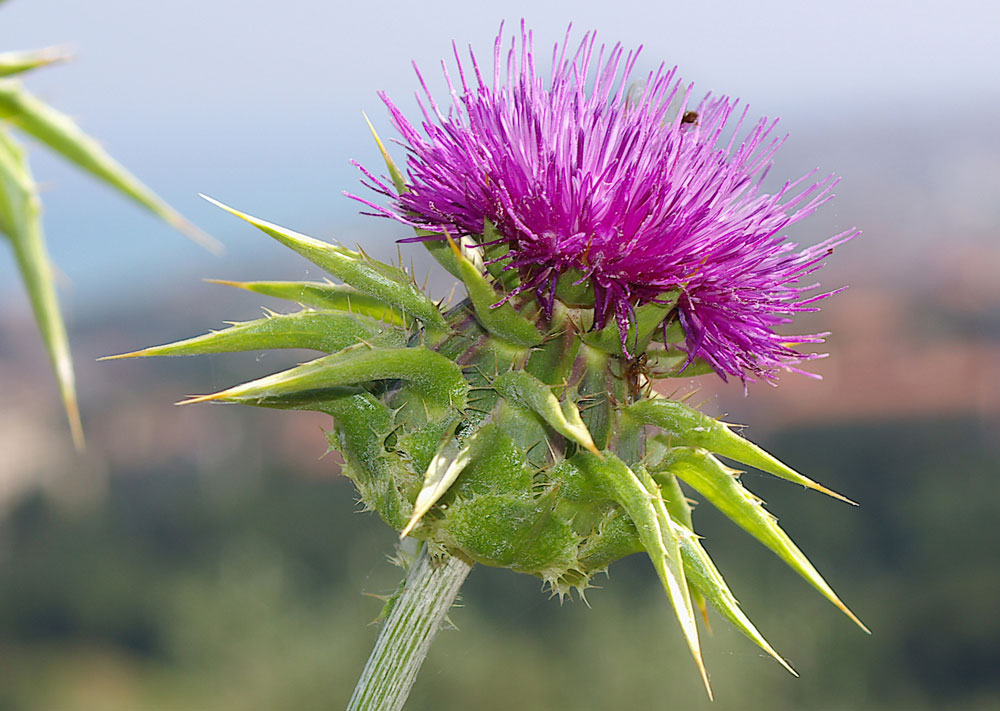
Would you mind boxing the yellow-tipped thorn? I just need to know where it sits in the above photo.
[832,596,871,634]
[199,193,239,217]
[175,391,228,406]
[361,591,391,603]
[52,355,85,451]
[363,111,407,194]
[363,112,390,161]
[806,481,859,507]
[203,278,247,288]
[97,349,146,361]
[697,597,712,632]
[399,514,421,541]
[444,230,462,259]
[64,390,85,452]
[694,652,713,701]
[583,440,605,460]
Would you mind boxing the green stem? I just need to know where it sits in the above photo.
[348,546,473,711]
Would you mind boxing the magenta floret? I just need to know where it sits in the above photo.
[350,23,855,382]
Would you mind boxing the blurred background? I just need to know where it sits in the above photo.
[1,0,998,708]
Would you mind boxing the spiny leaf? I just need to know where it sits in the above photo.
[325,391,414,531]
[102,309,406,360]
[657,445,869,632]
[446,233,542,348]
[363,112,406,195]
[656,469,709,626]
[179,345,467,414]
[400,423,474,538]
[673,518,797,675]
[571,452,711,698]
[0,129,82,449]
[0,80,219,252]
[626,396,856,504]
[204,280,411,328]
[493,370,600,456]
[202,196,447,330]
[0,46,70,78]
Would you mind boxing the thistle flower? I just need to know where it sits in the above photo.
[113,23,865,706]
[352,23,856,382]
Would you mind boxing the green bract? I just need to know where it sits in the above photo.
[113,169,866,695]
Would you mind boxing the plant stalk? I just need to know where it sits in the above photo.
[347,545,473,711]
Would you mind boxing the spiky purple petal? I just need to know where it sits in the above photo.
[350,22,856,382]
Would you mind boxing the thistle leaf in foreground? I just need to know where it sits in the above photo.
[0,80,219,252]
[656,469,710,624]
[0,129,82,449]
[571,451,711,698]
[674,521,797,675]
[627,396,857,504]
[201,196,447,330]
[655,445,869,632]
[204,279,412,327]
[101,309,406,359]
[179,345,468,414]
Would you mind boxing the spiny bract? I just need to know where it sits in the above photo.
[110,26,866,697]
[110,201,865,693]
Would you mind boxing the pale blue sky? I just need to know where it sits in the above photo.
[1,0,998,309]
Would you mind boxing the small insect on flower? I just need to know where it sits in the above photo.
[350,21,857,384]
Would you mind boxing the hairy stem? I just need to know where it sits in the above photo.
[347,546,473,711]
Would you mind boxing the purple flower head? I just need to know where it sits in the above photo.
[351,23,856,383]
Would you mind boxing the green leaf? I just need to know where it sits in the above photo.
[582,293,678,356]
[202,196,447,330]
[400,422,474,538]
[363,112,407,195]
[493,370,599,456]
[180,344,467,414]
[0,80,219,252]
[655,468,709,623]
[0,47,70,78]
[656,445,868,632]
[673,519,797,675]
[0,129,82,449]
[626,395,856,504]
[102,309,406,359]
[571,452,711,698]
[325,391,414,531]
[205,279,412,328]
[446,233,542,347]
